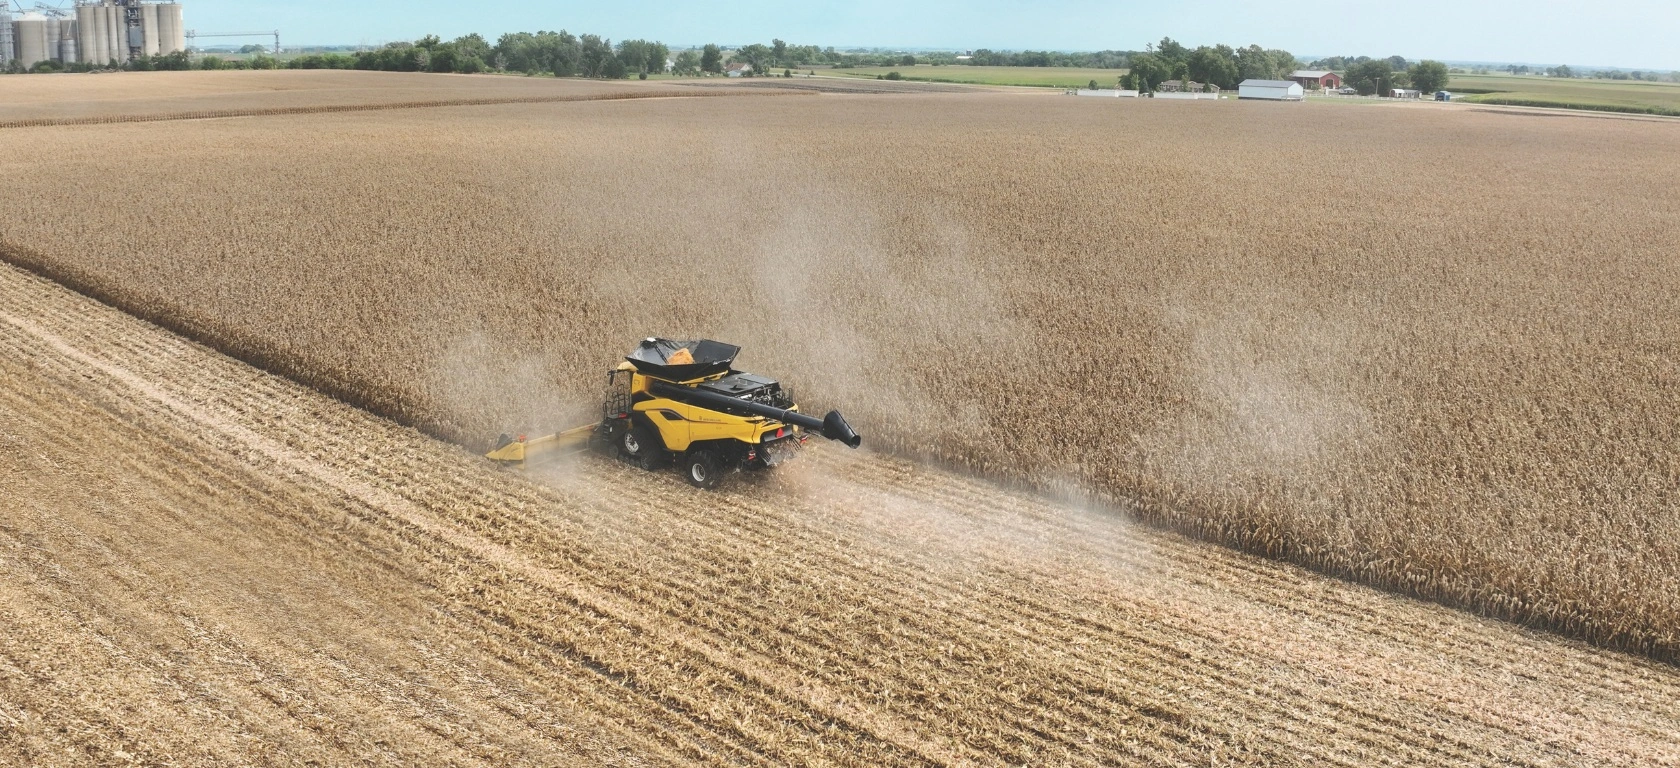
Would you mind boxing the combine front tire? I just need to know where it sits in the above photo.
[684,450,723,489]
[621,424,666,470]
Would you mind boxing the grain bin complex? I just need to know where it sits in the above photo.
[5,1,184,69]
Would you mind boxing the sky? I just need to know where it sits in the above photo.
[179,0,1680,70]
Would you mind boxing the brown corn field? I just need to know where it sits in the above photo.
[3,74,1677,659]
[2,75,1679,764]
[6,258,1680,766]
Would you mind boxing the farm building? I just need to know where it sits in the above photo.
[725,63,753,77]
[1391,88,1423,99]
[1158,80,1212,93]
[1290,70,1343,90]
[1072,89,1139,97]
[1238,79,1305,101]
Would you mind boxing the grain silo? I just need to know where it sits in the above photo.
[14,14,49,68]
[156,2,183,55]
[0,7,12,68]
[89,4,108,65]
[141,2,159,56]
[60,35,79,65]
[44,17,61,61]
[104,3,121,64]
[76,3,98,65]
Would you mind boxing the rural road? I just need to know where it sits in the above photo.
[3,261,1678,765]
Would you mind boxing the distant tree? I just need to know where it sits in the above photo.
[1267,49,1300,76]
[771,38,787,65]
[198,56,225,70]
[700,43,723,73]
[672,50,701,76]
[426,42,460,73]
[1408,60,1449,93]
[616,39,668,74]
[784,68,792,77]
[1153,36,1188,65]
[884,70,902,80]
[1125,51,1171,91]
[735,43,772,74]
[578,34,615,76]
[1548,64,1574,78]
[157,50,192,70]
[1669,71,1680,83]
[453,33,492,64]
[248,54,279,70]
[1235,45,1278,81]
[1385,55,1409,70]
[1188,45,1239,90]
[1088,79,1099,90]
[1347,59,1395,95]
[900,54,916,66]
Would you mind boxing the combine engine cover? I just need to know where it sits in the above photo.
[697,372,795,411]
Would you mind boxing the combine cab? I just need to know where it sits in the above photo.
[489,338,861,487]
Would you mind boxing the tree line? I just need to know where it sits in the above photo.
[1119,38,1298,91]
[9,28,1672,88]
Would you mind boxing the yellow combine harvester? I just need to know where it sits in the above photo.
[488,338,862,488]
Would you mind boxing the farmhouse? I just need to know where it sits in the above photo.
[1238,79,1305,101]
[725,63,753,77]
[1290,70,1343,90]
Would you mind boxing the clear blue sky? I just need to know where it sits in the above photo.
[184,0,1679,70]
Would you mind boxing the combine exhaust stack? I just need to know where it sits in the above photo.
[489,337,862,487]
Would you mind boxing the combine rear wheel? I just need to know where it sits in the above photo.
[684,450,723,489]
[621,424,666,470]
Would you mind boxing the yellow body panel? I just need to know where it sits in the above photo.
[629,369,797,452]
[487,366,800,463]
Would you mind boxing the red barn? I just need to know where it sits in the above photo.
[1289,70,1343,90]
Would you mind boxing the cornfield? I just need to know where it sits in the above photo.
[6,259,1679,765]
[2,74,1678,666]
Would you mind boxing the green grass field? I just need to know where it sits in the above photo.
[819,65,1128,88]
[1446,73,1680,115]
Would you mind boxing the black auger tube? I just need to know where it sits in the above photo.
[649,381,862,448]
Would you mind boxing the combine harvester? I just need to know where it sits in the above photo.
[489,338,862,488]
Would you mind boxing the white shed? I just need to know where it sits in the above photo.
[1238,79,1305,101]
[1074,89,1139,97]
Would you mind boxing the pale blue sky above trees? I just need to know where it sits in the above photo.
[188,0,1678,70]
